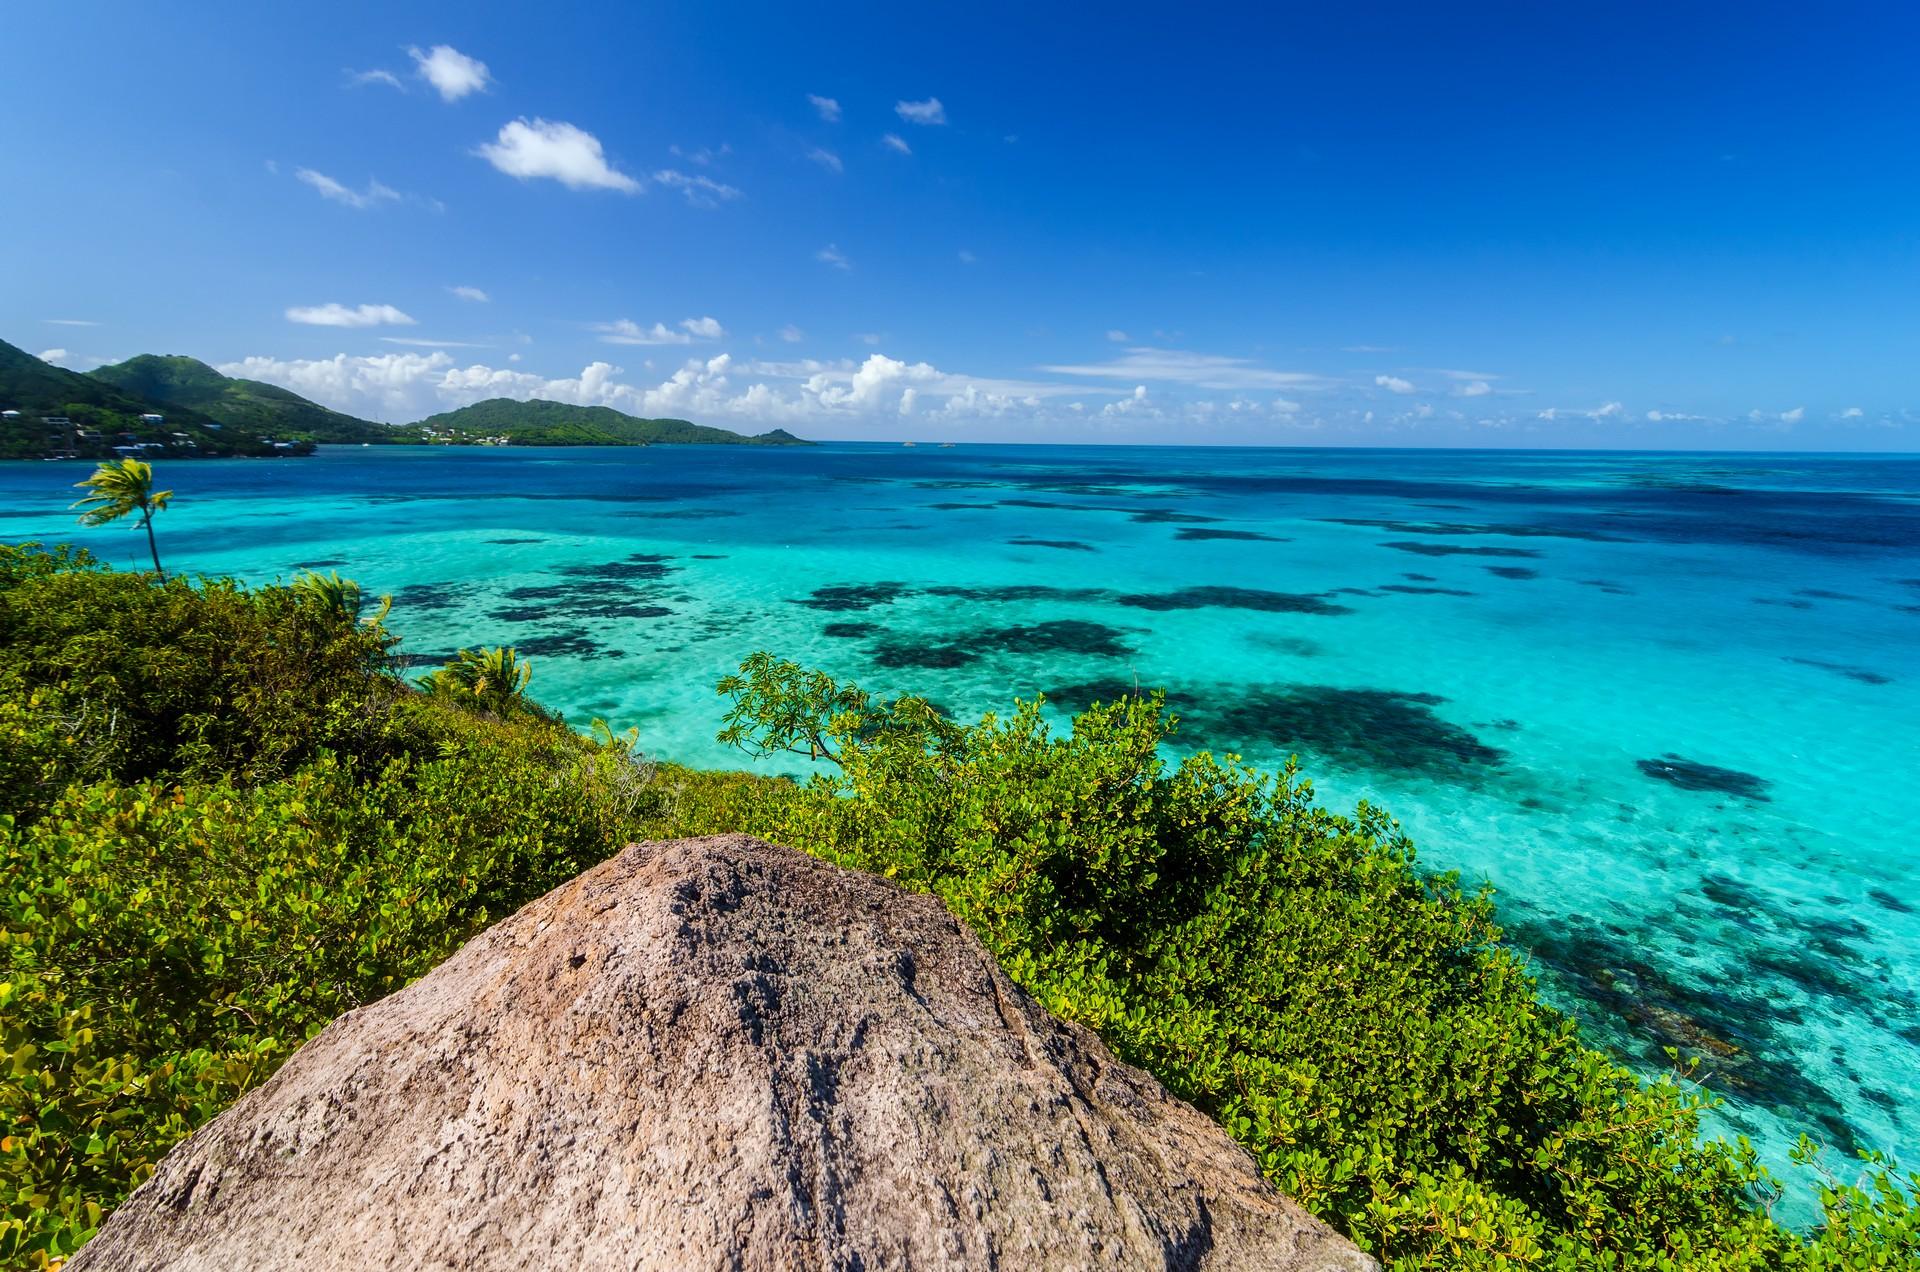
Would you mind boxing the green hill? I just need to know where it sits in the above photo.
[0,338,305,459]
[90,354,392,445]
[411,398,809,446]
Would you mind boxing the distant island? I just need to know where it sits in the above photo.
[0,336,807,460]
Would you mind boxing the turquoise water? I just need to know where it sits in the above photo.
[5,443,1917,1189]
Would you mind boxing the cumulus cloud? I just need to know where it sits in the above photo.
[285,302,415,328]
[1781,406,1805,424]
[806,147,843,173]
[1839,406,1864,419]
[779,325,805,343]
[409,44,491,101]
[1375,374,1416,394]
[881,133,912,155]
[652,169,742,206]
[816,243,851,270]
[1645,410,1709,422]
[475,118,640,192]
[295,167,400,210]
[1456,380,1492,397]
[895,97,947,125]
[448,285,489,302]
[808,94,841,122]
[38,348,70,365]
[219,344,1132,428]
[1044,348,1325,392]
[1106,330,1129,343]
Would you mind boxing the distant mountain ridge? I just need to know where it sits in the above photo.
[0,333,810,458]
[413,398,809,446]
[89,355,392,444]
[0,337,305,459]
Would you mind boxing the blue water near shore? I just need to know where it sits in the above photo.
[5,442,1917,1193]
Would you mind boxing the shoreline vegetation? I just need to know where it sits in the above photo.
[0,337,808,461]
[1,537,1915,1267]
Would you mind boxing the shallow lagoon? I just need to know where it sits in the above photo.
[5,442,1916,1187]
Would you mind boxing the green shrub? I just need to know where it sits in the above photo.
[715,652,1920,1270]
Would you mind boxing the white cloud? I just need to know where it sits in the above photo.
[778,325,805,343]
[38,348,70,365]
[1375,374,1416,395]
[806,147,843,173]
[895,97,947,125]
[1106,330,1129,343]
[816,243,851,270]
[1342,344,1396,353]
[1645,410,1709,422]
[285,302,415,328]
[448,285,490,303]
[409,44,491,102]
[595,320,687,346]
[1839,406,1864,419]
[43,318,99,327]
[652,169,742,206]
[1537,402,1624,422]
[475,118,639,192]
[595,317,726,345]
[1780,406,1805,424]
[669,143,731,166]
[379,337,491,348]
[881,133,912,155]
[808,94,841,122]
[1043,347,1325,392]
[295,167,400,210]
[219,344,1271,432]
[347,68,404,90]
[855,332,884,346]
[1456,380,1492,397]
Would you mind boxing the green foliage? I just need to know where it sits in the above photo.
[419,647,546,721]
[290,569,392,628]
[71,460,171,575]
[0,544,1911,1270]
[714,655,1920,1270]
[0,544,717,1264]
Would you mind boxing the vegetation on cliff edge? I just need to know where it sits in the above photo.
[0,548,1912,1268]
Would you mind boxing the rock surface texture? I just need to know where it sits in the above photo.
[74,834,1374,1271]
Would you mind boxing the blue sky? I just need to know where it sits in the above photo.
[4,1,1918,447]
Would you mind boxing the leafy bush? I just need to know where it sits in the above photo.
[715,652,1920,1269]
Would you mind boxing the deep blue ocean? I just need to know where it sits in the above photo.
[5,442,1916,1191]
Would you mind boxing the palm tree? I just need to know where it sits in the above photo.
[292,570,393,628]
[422,646,534,716]
[72,458,172,577]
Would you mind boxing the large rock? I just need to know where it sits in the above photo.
[74,835,1374,1271]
